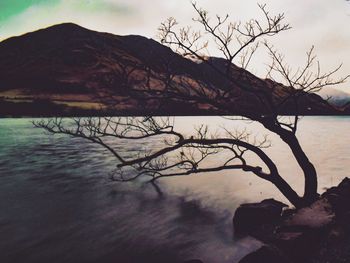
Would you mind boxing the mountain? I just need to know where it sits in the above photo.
[0,23,345,116]
[318,88,350,107]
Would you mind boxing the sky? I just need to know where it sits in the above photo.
[0,0,349,92]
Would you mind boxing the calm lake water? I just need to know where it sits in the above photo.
[0,116,349,263]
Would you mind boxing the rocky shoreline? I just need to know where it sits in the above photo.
[236,178,350,263]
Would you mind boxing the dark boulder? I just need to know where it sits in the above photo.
[239,245,293,263]
[183,260,203,263]
[322,177,350,217]
[233,199,288,237]
[238,179,350,263]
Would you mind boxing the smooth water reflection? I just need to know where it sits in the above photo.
[0,117,349,263]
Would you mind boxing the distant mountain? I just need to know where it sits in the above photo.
[318,88,350,107]
[0,23,346,116]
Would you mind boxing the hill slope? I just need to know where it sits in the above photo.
[0,23,345,116]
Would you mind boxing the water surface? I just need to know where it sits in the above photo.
[0,116,349,263]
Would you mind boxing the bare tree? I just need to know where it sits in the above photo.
[35,3,348,208]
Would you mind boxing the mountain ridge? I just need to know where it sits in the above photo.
[0,23,348,116]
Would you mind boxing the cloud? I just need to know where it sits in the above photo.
[0,0,59,22]
[0,0,136,40]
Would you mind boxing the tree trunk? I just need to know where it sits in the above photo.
[270,174,304,208]
[280,131,319,205]
[263,121,319,206]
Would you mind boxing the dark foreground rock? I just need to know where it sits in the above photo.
[237,178,350,263]
[233,199,287,238]
[239,246,292,263]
